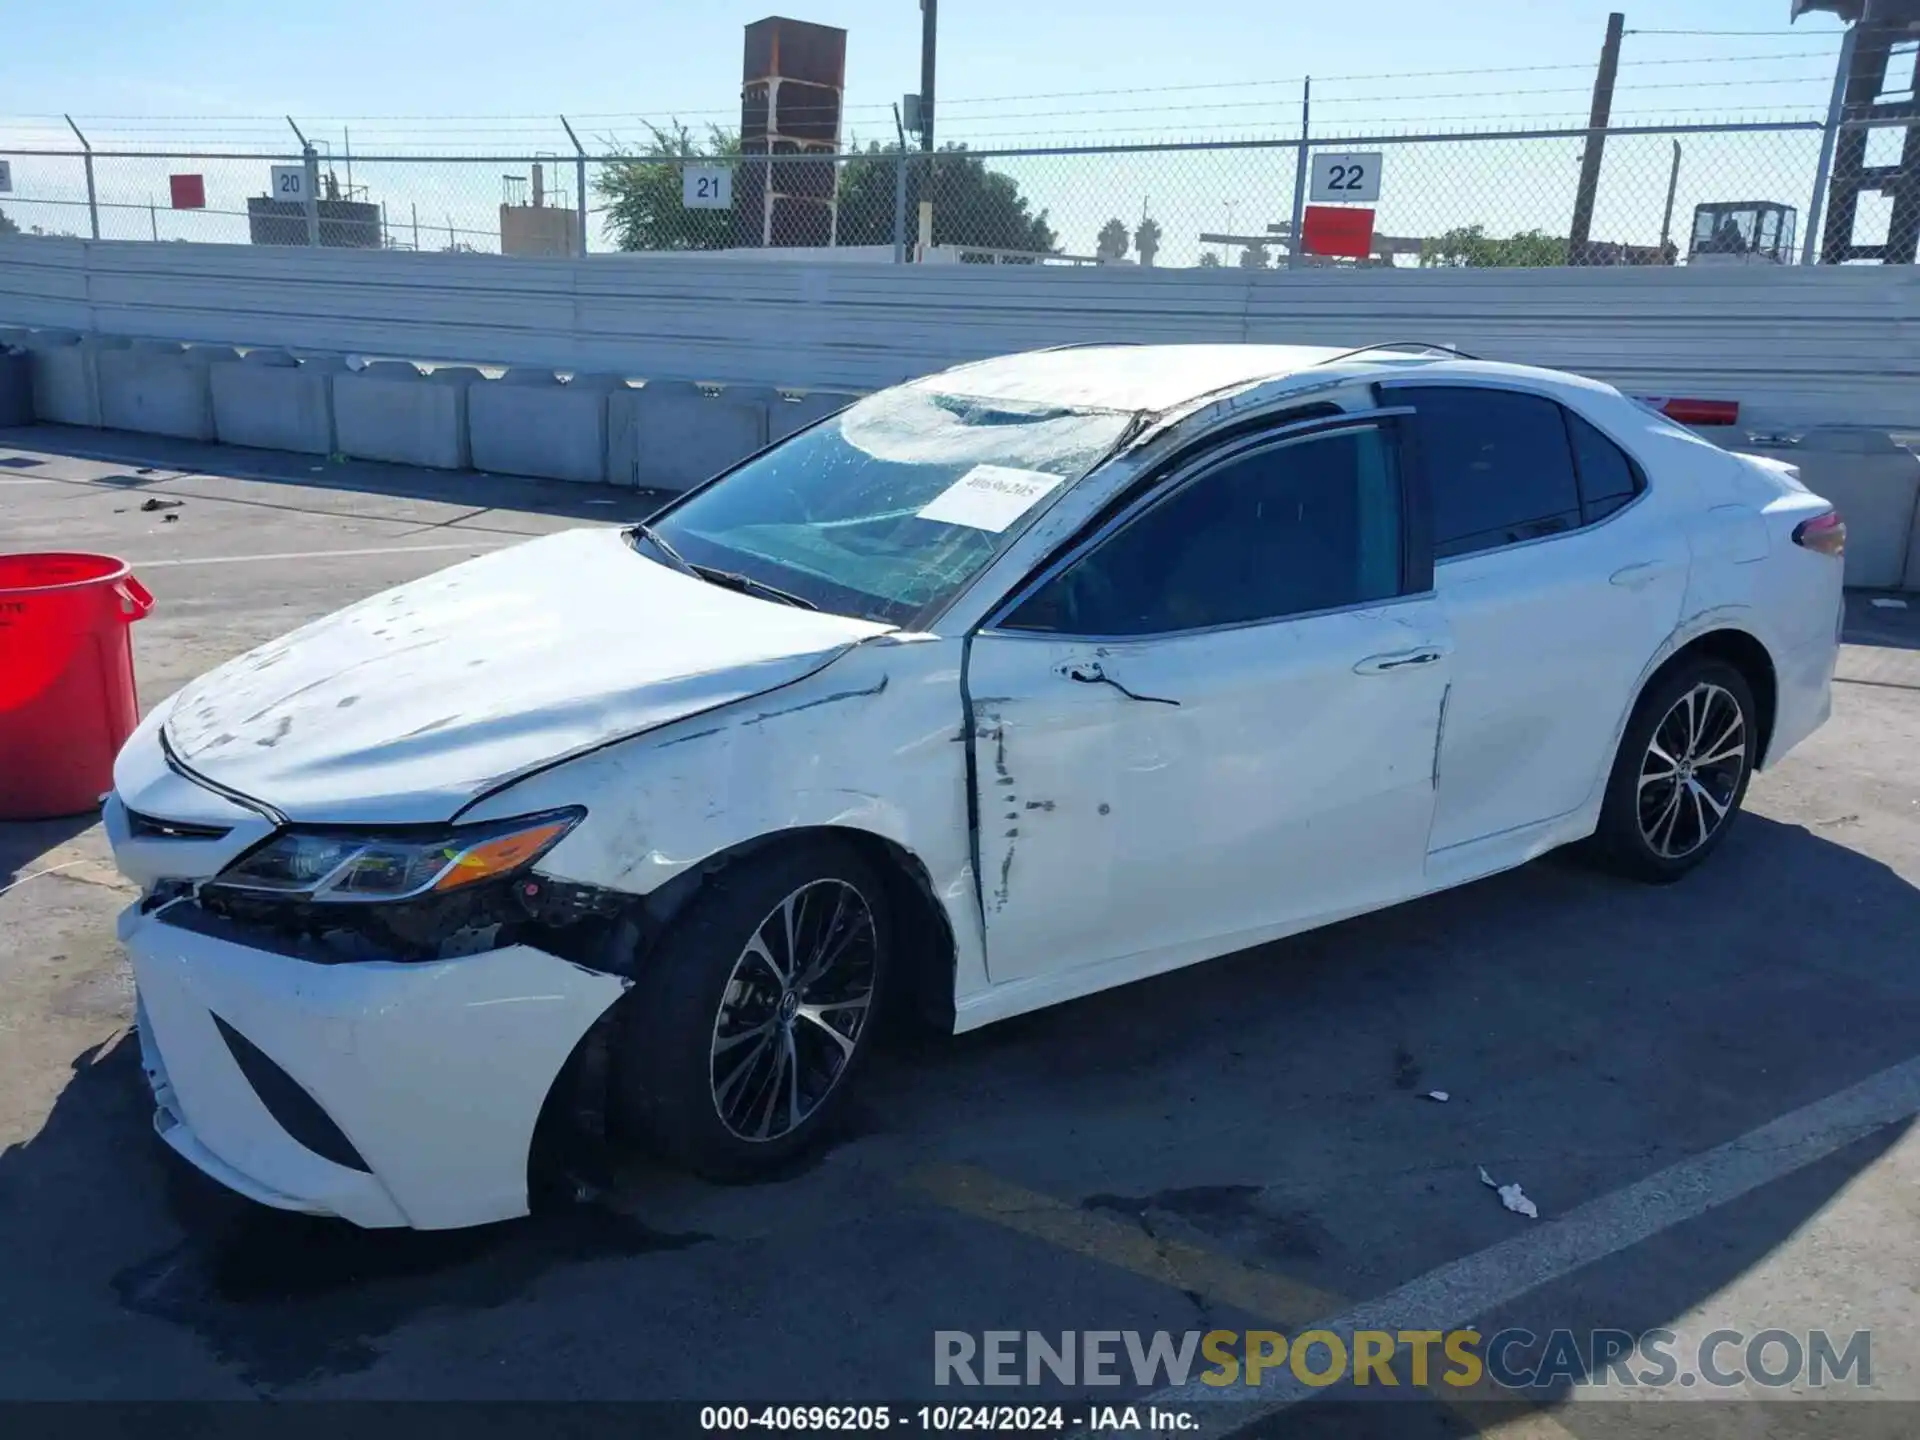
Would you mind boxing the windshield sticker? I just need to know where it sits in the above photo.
[915,465,1064,532]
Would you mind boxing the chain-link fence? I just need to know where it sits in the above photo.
[0,118,1900,267]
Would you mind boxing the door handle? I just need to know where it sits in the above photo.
[1060,660,1180,706]
[1609,559,1680,590]
[1354,647,1448,676]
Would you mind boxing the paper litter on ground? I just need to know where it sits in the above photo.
[1477,1165,1539,1219]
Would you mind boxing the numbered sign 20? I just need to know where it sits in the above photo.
[269,165,309,204]
[682,166,733,210]
[1309,152,1382,204]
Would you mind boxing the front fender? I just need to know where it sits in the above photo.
[462,638,991,1010]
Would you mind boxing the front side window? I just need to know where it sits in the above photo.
[643,387,1134,625]
[1002,425,1405,637]
[1393,386,1583,559]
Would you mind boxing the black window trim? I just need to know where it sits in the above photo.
[980,406,1431,641]
[1373,379,1651,565]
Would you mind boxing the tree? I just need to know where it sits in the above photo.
[596,121,743,252]
[1095,217,1130,263]
[0,208,18,238]
[1197,251,1222,269]
[1238,242,1270,269]
[834,142,1057,256]
[1421,224,1569,268]
[1134,217,1162,267]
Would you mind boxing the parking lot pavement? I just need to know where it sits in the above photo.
[3,428,1919,1427]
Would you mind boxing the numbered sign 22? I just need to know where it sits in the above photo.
[270,164,309,204]
[1309,152,1382,204]
[682,165,733,210]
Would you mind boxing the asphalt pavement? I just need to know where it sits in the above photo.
[2,424,1918,1435]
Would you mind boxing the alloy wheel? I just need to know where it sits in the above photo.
[1637,681,1746,860]
[708,879,878,1142]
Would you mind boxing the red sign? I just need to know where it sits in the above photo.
[1301,204,1375,259]
[168,174,206,210]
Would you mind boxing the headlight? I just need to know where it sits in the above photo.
[207,809,584,904]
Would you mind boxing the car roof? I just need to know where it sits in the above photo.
[911,343,1358,413]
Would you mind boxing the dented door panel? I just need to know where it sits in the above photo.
[966,602,1451,987]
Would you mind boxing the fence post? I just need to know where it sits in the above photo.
[1803,21,1859,266]
[892,104,910,263]
[286,116,320,247]
[1287,78,1311,270]
[64,115,100,240]
[560,116,589,257]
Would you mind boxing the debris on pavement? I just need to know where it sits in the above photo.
[1870,597,1908,609]
[1425,1090,1450,1103]
[138,496,184,512]
[1478,1165,1539,1219]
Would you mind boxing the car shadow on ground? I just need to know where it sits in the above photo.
[0,423,675,526]
[0,813,1913,1401]
[0,811,102,893]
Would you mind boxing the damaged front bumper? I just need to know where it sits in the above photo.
[121,899,630,1230]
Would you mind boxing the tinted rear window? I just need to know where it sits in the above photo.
[1566,410,1643,521]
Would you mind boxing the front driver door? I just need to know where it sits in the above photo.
[965,415,1451,987]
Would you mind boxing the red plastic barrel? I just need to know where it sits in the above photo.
[0,553,154,819]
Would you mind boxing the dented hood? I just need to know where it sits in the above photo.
[162,527,890,823]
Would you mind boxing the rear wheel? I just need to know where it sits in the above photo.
[1588,658,1756,883]
[614,839,889,1179]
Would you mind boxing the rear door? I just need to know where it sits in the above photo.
[964,414,1451,986]
[1384,384,1689,857]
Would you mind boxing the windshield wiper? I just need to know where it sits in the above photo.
[631,522,816,610]
[689,565,819,610]
[630,522,698,577]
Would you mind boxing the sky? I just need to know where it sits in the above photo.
[0,1,1861,260]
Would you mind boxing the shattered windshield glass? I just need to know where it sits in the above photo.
[641,387,1135,625]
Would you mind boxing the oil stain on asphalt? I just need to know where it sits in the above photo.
[113,1162,711,1390]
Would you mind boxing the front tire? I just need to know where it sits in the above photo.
[614,839,890,1180]
[1588,657,1757,884]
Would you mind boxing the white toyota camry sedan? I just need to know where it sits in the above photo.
[106,343,1845,1229]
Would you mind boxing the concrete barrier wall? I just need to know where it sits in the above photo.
[3,238,1918,430]
[469,369,615,483]
[25,332,115,427]
[97,340,235,441]
[210,350,344,455]
[1738,429,1920,590]
[610,381,773,491]
[334,361,477,470]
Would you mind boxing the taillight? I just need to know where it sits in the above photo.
[1792,510,1846,557]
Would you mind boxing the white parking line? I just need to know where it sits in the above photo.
[1154,1050,1920,1432]
[129,541,514,568]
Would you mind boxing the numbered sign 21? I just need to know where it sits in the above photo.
[1309,152,1382,204]
[682,166,733,210]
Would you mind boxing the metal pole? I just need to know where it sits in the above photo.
[287,117,319,247]
[892,104,910,263]
[1287,78,1311,270]
[1568,11,1625,265]
[148,198,157,242]
[1803,21,1859,266]
[1658,139,1681,261]
[560,116,589,257]
[64,115,99,240]
[919,0,938,153]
